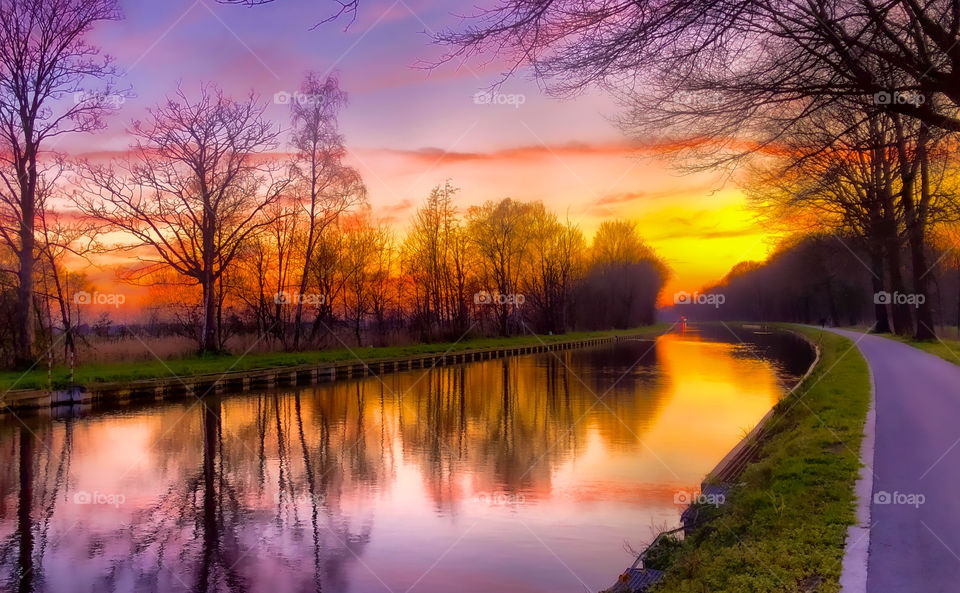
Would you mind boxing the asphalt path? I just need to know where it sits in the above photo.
[829,328,960,592]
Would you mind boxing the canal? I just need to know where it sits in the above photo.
[0,327,814,593]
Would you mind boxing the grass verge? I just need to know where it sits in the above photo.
[649,325,870,593]
[0,324,668,392]
[891,335,960,366]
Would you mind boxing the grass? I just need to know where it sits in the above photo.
[840,323,960,365]
[649,324,871,593]
[0,324,669,392]
[840,325,960,365]
[889,334,960,366]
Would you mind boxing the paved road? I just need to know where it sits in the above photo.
[829,329,960,592]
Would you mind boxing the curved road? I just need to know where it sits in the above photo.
[830,328,960,592]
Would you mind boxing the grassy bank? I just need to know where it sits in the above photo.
[893,335,960,366]
[0,324,668,392]
[843,324,960,365]
[650,325,870,593]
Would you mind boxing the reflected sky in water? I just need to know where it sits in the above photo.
[0,330,811,593]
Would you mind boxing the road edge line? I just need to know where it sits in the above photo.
[839,337,876,593]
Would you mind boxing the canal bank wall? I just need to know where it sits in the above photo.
[2,332,659,413]
[604,324,823,593]
[703,326,822,485]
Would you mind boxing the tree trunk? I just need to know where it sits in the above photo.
[216,277,225,351]
[49,259,77,364]
[908,237,936,339]
[956,263,960,335]
[882,221,913,335]
[824,276,840,326]
[15,247,34,367]
[292,205,318,351]
[202,274,217,353]
[911,138,936,340]
[885,118,917,336]
[14,175,35,368]
[292,275,308,350]
[870,250,892,332]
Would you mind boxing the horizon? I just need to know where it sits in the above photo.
[51,0,775,314]
[2,2,959,592]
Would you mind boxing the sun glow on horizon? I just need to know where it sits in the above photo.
[38,0,786,323]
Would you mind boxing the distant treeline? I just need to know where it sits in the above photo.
[675,231,960,330]
[0,0,670,370]
[0,185,669,366]
[421,0,960,341]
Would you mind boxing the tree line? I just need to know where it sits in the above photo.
[676,226,960,333]
[416,0,960,339]
[0,0,668,369]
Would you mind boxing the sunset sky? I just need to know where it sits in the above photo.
[66,0,778,301]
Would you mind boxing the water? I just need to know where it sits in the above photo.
[0,329,813,593]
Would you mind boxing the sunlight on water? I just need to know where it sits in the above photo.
[0,330,810,593]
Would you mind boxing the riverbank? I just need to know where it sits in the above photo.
[0,325,669,409]
[646,325,871,592]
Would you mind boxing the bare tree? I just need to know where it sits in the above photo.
[0,0,123,367]
[437,1,960,135]
[308,222,346,341]
[749,103,960,337]
[747,108,910,333]
[231,230,274,340]
[338,211,379,345]
[437,0,960,339]
[467,198,535,336]
[404,181,469,338]
[76,85,288,352]
[523,208,583,333]
[35,160,100,365]
[217,0,359,28]
[367,221,396,343]
[288,72,365,350]
[261,199,301,348]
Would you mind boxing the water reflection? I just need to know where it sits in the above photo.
[0,331,809,593]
